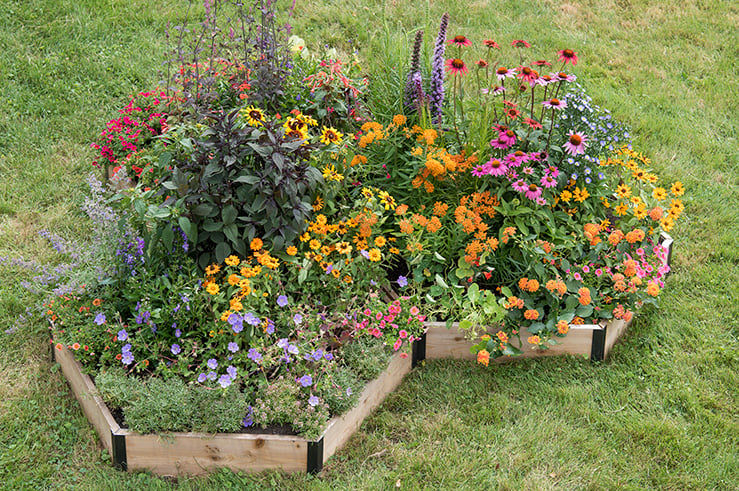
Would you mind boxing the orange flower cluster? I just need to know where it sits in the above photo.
[518,277,540,293]
[545,279,567,296]
[504,296,525,309]
[577,287,592,306]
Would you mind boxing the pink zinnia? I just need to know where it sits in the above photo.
[445,58,469,76]
[524,183,542,201]
[512,179,528,192]
[564,131,588,156]
[557,49,579,65]
[486,159,508,176]
[542,98,567,110]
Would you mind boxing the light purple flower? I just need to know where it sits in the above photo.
[308,395,319,407]
[121,352,134,365]
[226,365,237,379]
[117,329,128,341]
[197,373,207,383]
[276,295,288,307]
[207,371,217,381]
[207,358,218,370]
[247,348,262,363]
[293,313,303,325]
[94,313,106,325]
[218,375,232,388]
[397,276,408,288]
[228,342,239,353]
[228,313,244,333]
[170,343,181,355]
[298,374,313,387]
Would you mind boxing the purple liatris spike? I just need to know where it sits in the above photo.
[430,13,449,124]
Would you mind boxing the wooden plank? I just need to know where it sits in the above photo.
[321,351,412,463]
[123,431,308,475]
[603,317,633,359]
[54,345,119,454]
[425,322,599,361]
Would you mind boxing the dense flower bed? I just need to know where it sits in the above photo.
[31,3,684,437]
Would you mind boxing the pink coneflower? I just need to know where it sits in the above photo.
[545,165,560,178]
[506,107,521,119]
[558,49,579,65]
[506,170,519,180]
[471,165,487,177]
[483,39,500,49]
[554,71,577,82]
[445,58,469,75]
[505,150,530,167]
[486,159,509,176]
[542,97,567,110]
[525,183,543,201]
[536,74,555,86]
[564,131,588,156]
[522,117,542,129]
[536,197,547,206]
[522,166,534,175]
[449,35,472,47]
[517,66,539,85]
[495,66,516,81]
[512,179,528,192]
[511,39,531,48]
[496,128,517,146]
[540,174,557,188]
[533,60,552,67]
[491,136,514,149]
[476,59,488,68]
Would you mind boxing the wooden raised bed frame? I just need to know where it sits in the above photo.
[55,234,671,475]
[54,318,627,476]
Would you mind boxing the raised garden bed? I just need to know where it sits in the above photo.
[54,342,419,475]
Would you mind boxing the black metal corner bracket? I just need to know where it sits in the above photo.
[590,325,607,362]
[307,437,324,474]
[412,332,427,368]
[111,431,127,471]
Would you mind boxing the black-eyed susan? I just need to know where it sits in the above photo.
[320,126,343,145]
[241,106,266,127]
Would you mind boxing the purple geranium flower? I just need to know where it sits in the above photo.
[94,312,106,325]
[276,295,288,307]
[170,343,181,355]
[297,374,313,387]
[207,358,218,370]
[228,342,239,353]
[117,329,128,341]
[397,275,408,288]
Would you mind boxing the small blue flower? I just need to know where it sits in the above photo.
[228,342,239,353]
[324,352,334,361]
[121,352,134,365]
[397,275,408,288]
[276,295,288,307]
[171,343,181,355]
[298,374,313,387]
[207,371,217,381]
[227,365,237,379]
[247,348,262,363]
[207,358,218,370]
[197,373,207,383]
[293,313,303,325]
[308,395,319,407]
[117,329,128,341]
[94,313,106,325]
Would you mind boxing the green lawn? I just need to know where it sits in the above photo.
[1,0,737,489]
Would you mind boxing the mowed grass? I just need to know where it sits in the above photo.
[0,0,737,489]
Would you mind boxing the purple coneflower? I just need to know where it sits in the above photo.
[512,179,529,193]
[564,131,588,156]
[525,184,543,201]
[542,98,567,110]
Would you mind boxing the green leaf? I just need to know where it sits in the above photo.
[458,319,473,330]
[215,242,231,263]
[203,220,222,232]
[161,225,174,253]
[435,274,449,289]
[527,322,546,334]
[575,304,594,318]
[467,283,480,304]
[222,205,238,225]
[434,252,446,262]
[501,286,513,298]
[223,223,239,244]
